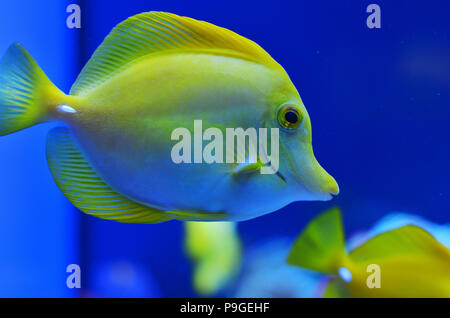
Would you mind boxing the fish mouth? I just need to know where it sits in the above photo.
[302,168,339,201]
[322,176,340,198]
[265,158,337,198]
[306,170,339,201]
[288,149,339,200]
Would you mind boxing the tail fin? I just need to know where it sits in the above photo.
[287,207,346,274]
[0,43,58,135]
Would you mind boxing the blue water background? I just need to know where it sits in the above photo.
[0,0,448,296]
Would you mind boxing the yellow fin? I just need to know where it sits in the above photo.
[0,44,53,135]
[349,225,450,262]
[184,222,242,295]
[167,210,228,221]
[233,162,262,175]
[46,127,173,223]
[226,131,265,175]
[70,11,280,95]
[287,207,346,274]
[323,280,347,298]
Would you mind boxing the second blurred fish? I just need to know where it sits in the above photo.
[287,208,450,297]
[184,222,242,295]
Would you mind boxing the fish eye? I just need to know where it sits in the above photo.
[277,105,303,130]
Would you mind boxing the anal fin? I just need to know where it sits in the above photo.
[46,127,173,223]
[167,210,229,221]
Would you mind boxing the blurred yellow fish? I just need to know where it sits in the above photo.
[184,222,241,295]
[287,208,450,297]
[0,11,338,223]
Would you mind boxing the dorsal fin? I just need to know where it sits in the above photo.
[46,127,173,223]
[70,11,280,96]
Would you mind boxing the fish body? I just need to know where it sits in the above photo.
[0,12,338,222]
[68,54,300,219]
[337,254,450,297]
[288,208,450,297]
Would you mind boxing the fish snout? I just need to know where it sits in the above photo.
[291,151,339,201]
[308,163,339,201]
[321,174,339,200]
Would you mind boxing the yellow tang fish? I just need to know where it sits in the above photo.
[287,208,450,297]
[184,222,241,295]
[0,12,338,223]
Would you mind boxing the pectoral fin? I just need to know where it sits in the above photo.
[232,162,262,175]
[229,140,264,176]
[46,127,173,223]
